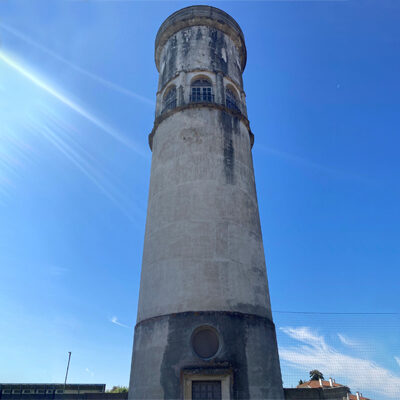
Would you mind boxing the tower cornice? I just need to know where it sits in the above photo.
[155,5,247,73]
[148,103,254,150]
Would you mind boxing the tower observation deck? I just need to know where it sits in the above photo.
[128,6,284,400]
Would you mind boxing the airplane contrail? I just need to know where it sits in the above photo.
[0,51,146,156]
[0,22,154,106]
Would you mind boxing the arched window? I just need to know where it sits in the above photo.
[190,78,214,103]
[162,86,177,113]
[225,87,240,112]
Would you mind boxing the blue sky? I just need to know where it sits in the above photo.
[0,0,399,398]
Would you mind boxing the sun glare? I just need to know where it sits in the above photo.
[0,50,143,217]
[0,51,142,154]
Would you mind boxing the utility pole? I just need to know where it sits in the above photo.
[64,352,71,389]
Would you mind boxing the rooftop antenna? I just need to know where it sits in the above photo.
[64,352,72,389]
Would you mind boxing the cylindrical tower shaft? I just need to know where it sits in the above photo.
[129,6,284,400]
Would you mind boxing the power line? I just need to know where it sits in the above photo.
[273,311,399,315]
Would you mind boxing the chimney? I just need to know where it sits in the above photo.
[329,378,333,387]
[356,392,361,400]
[319,378,323,387]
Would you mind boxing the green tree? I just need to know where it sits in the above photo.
[107,386,128,393]
[309,370,324,381]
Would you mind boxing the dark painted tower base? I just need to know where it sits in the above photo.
[130,311,283,399]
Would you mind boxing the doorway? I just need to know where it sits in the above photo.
[192,381,222,400]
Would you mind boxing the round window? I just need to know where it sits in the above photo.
[191,326,220,359]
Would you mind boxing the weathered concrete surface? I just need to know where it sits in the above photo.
[157,24,243,90]
[129,5,284,399]
[153,5,247,117]
[137,107,272,323]
[129,312,284,400]
[155,5,246,76]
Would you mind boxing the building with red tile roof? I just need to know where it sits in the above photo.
[295,378,371,400]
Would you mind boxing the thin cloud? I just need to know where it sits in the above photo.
[337,333,360,347]
[395,357,400,368]
[258,145,374,184]
[0,23,154,106]
[110,316,130,329]
[279,326,400,399]
[49,266,71,276]
[280,326,328,350]
[85,367,95,377]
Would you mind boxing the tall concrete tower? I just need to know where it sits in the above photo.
[129,6,284,400]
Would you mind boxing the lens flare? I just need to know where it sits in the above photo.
[0,51,145,156]
[0,23,154,106]
[0,50,146,218]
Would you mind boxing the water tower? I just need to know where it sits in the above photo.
[128,6,284,400]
